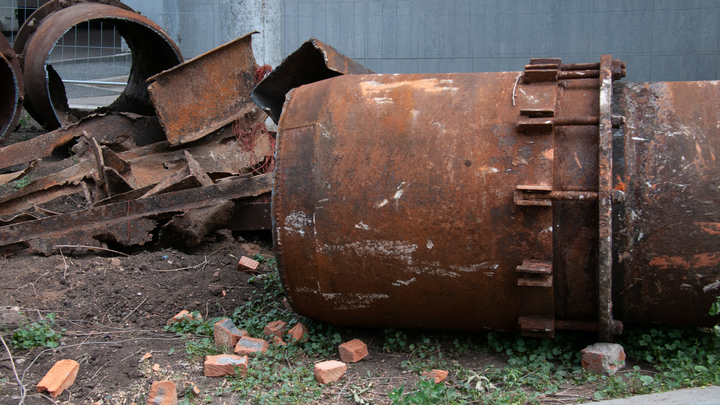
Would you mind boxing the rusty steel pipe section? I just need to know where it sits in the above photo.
[14,0,182,130]
[272,55,720,341]
[0,35,23,143]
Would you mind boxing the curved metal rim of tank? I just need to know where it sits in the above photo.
[15,0,183,130]
[0,36,23,144]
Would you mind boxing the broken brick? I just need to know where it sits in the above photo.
[314,360,347,384]
[287,323,309,343]
[185,382,201,395]
[204,354,248,377]
[263,320,287,338]
[166,310,201,326]
[36,359,79,398]
[213,318,249,348]
[237,256,259,272]
[581,343,626,375]
[422,369,449,384]
[272,335,287,346]
[141,353,153,361]
[234,336,269,355]
[338,339,369,363]
[148,380,177,405]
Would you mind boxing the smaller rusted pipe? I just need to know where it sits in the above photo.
[558,70,600,80]
[554,116,599,126]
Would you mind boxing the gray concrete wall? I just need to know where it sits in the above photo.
[282,0,720,82]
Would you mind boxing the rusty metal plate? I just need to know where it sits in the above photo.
[148,33,258,145]
[252,38,374,124]
[17,1,182,130]
[274,73,554,332]
[614,80,720,328]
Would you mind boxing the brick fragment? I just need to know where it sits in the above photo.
[581,343,626,375]
[147,381,177,405]
[287,323,309,343]
[213,318,249,348]
[141,353,152,361]
[272,335,287,346]
[263,320,287,338]
[314,360,347,384]
[234,336,269,355]
[166,310,201,326]
[204,354,249,377]
[338,339,369,363]
[422,369,449,384]
[238,256,259,272]
[36,359,79,398]
[282,298,293,312]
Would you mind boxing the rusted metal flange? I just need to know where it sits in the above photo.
[251,38,374,124]
[14,0,183,130]
[0,35,24,144]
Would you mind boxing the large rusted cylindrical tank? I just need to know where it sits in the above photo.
[272,56,720,341]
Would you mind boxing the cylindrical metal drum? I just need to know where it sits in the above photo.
[272,59,720,340]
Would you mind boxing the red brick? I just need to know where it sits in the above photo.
[314,360,347,384]
[238,256,259,272]
[147,381,177,405]
[287,323,309,343]
[272,335,287,346]
[234,336,269,355]
[581,343,626,375]
[204,354,248,377]
[338,339,369,363]
[36,359,79,398]
[421,369,449,384]
[263,320,287,338]
[213,318,249,348]
[166,310,201,326]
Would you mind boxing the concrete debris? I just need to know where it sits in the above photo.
[314,360,347,384]
[213,318,249,348]
[581,343,626,375]
[338,339,369,363]
[204,354,248,377]
[147,380,177,405]
[36,359,79,398]
[263,320,287,338]
[238,255,260,272]
[422,369,449,384]
[234,336,269,356]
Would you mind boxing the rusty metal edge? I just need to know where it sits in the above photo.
[598,55,615,341]
[0,35,23,143]
[0,173,272,247]
[251,38,374,124]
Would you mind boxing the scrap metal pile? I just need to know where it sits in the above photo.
[0,0,274,253]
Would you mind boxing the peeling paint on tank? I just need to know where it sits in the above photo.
[284,211,313,237]
[392,278,416,286]
[319,240,418,264]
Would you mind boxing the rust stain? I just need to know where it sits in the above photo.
[696,222,720,235]
[650,253,720,270]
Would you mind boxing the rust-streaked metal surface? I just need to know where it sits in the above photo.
[0,35,23,143]
[0,112,164,171]
[0,173,272,253]
[613,80,720,328]
[274,73,558,332]
[252,38,374,124]
[273,56,719,339]
[147,33,258,146]
[16,0,182,130]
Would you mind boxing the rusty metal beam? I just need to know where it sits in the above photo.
[252,38,374,124]
[15,0,182,130]
[148,33,259,145]
[0,173,272,252]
